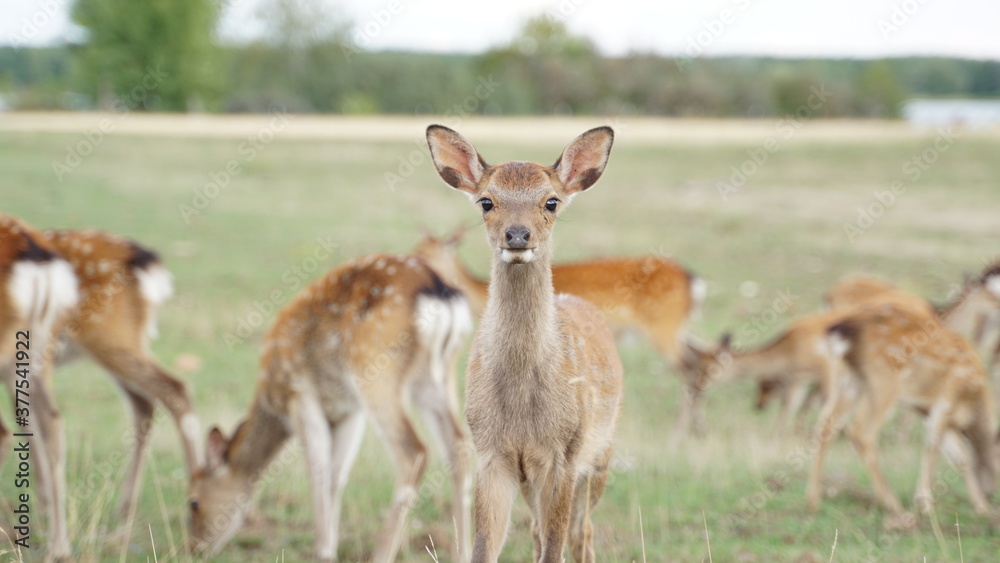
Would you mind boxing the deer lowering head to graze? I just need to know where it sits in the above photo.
[680,310,848,433]
[0,215,78,560]
[416,227,704,435]
[42,228,203,518]
[426,124,624,563]
[187,254,472,562]
[808,302,997,528]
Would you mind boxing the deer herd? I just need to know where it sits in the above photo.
[2,125,1000,561]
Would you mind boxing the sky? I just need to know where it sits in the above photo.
[3,0,1000,60]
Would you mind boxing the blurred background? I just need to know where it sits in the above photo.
[3,1,1000,562]
[1,0,1000,119]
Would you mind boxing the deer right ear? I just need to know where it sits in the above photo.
[426,125,488,197]
[205,426,229,469]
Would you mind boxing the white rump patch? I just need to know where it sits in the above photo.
[9,258,79,337]
[825,332,851,358]
[416,294,472,385]
[136,264,173,339]
[690,276,707,305]
[136,264,174,306]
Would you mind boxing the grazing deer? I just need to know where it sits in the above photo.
[41,228,203,517]
[808,302,997,527]
[0,215,79,560]
[187,254,472,562]
[680,310,847,433]
[426,124,624,562]
[746,270,1000,422]
[415,228,704,434]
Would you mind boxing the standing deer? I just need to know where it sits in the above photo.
[41,228,203,519]
[0,215,78,560]
[426,124,624,562]
[187,253,473,562]
[680,282,935,433]
[808,302,997,528]
[716,270,1000,425]
[415,228,704,435]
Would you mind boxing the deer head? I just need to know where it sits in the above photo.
[426,124,613,266]
[187,427,255,556]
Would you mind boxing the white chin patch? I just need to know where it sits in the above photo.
[987,275,1000,298]
[501,249,535,264]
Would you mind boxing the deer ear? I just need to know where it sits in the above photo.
[426,125,488,196]
[553,126,614,195]
[205,426,229,469]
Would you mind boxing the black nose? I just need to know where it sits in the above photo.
[505,227,531,248]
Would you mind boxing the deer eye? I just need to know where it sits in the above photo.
[545,198,559,212]
[479,198,493,212]
[190,500,200,513]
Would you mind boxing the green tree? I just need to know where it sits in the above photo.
[479,15,604,115]
[72,0,222,111]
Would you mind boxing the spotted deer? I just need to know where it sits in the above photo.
[680,311,846,433]
[808,302,997,528]
[0,215,78,559]
[415,228,704,435]
[426,124,624,563]
[187,253,472,562]
[827,269,1000,386]
[41,228,203,519]
[739,270,1000,423]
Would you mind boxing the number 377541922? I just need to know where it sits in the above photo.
[14,331,30,425]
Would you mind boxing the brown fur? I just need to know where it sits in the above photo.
[808,303,997,527]
[42,228,203,519]
[427,124,624,563]
[750,273,1000,419]
[682,309,851,433]
[187,254,472,562]
[415,230,702,434]
[0,215,76,559]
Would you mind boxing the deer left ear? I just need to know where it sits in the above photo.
[205,426,229,469]
[553,126,614,195]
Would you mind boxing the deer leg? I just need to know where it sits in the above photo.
[27,371,71,560]
[569,447,612,563]
[413,382,472,561]
[941,430,991,515]
[806,374,855,512]
[779,382,811,435]
[113,388,155,519]
[369,406,428,563]
[324,411,366,560]
[86,347,202,478]
[913,403,949,514]
[470,456,517,563]
[291,394,336,561]
[537,462,576,563]
[846,396,906,519]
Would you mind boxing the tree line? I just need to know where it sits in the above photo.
[1,3,998,117]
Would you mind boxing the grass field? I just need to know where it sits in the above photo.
[2,114,1000,562]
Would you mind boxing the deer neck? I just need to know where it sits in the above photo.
[480,253,559,372]
[727,339,792,382]
[226,397,292,481]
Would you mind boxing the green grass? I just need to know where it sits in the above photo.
[2,116,1000,561]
